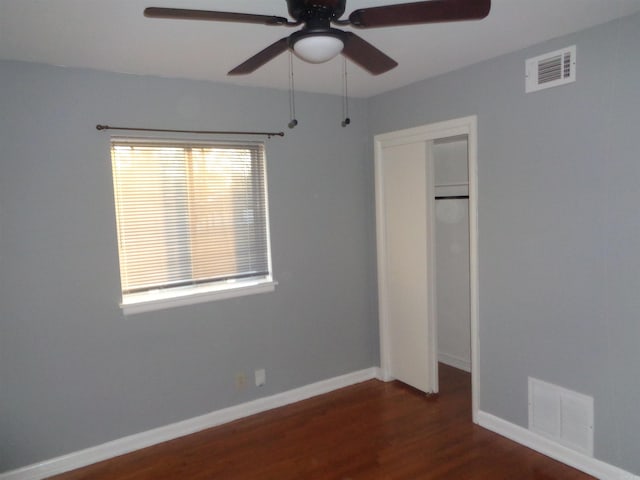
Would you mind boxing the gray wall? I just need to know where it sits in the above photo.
[370,12,640,475]
[0,61,378,472]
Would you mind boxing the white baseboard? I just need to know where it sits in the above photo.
[0,367,380,480]
[477,411,639,480]
[438,352,471,372]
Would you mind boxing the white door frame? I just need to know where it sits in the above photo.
[374,115,480,422]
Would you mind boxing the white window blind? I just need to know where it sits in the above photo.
[111,138,272,311]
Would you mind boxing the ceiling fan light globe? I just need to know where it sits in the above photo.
[293,35,344,64]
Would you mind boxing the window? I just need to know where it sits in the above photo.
[111,138,274,314]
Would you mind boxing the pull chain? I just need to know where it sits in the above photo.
[288,52,298,129]
[341,57,351,127]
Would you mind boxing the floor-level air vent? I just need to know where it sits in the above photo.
[526,45,576,93]
[528,377,593,456]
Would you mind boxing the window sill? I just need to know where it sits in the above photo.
[120,279,277,315]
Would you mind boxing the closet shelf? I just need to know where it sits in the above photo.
[434,182,469,188]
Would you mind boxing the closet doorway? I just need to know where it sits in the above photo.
[374,116,479,422]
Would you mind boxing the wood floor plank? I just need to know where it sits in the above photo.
[48,365,595,479]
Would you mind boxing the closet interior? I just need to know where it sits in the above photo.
[433,135,471,373]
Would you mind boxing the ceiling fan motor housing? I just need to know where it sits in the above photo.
[287,0,347,23]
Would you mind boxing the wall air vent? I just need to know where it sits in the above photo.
[526,45,576,93]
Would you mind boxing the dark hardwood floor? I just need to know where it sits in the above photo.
[49,364,595,479]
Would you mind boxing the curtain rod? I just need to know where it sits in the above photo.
[435,195,469,200]
[96,125,284,138]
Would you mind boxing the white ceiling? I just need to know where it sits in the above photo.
[1,0,639,98]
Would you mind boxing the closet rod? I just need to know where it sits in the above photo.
[96,125,284,138]
[435,195,469,200]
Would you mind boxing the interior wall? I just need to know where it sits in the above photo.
[369,12,640,475]
[0,60,378,472]
[433,139,470,372]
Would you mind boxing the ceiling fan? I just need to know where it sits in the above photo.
[145,0,491,76]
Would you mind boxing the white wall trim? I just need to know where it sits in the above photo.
[477,411,639,480]
[0,367,379,480]
[121,280,277,315]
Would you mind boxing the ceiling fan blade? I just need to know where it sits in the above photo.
[144,7,291,26]
[228,37,290,75]
[341,33,398,75]
[348,0,491,28]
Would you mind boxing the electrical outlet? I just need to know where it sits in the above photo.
[255,368,266,387]
[235,373,248,390]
